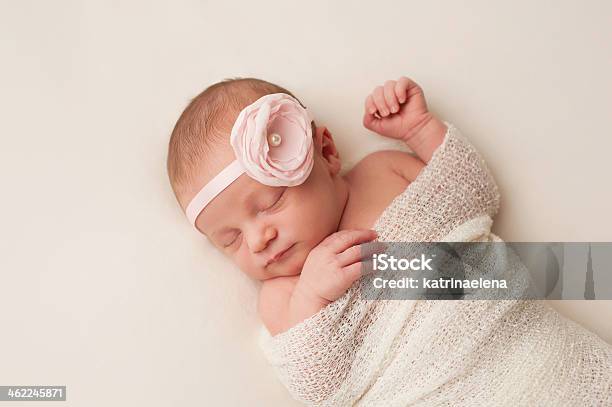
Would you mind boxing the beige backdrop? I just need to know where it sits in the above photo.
[1,1,611,406]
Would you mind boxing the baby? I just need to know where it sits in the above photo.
[166,76,445,335]
[167,77,612,406]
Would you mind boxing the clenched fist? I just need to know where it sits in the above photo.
[363,76,434,142]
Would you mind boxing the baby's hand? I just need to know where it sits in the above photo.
[363,76,434,142]
[287,230,381,326]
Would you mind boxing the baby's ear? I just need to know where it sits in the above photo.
[315,126,342,176]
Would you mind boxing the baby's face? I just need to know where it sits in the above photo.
[187,127,347,281]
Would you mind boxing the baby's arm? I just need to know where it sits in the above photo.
[258,276,298,336]
[363,77,447,164]
[362,77,500,238]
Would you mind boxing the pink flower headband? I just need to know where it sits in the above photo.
[185,93,315,231]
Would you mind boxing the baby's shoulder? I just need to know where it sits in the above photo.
[258,276,299,335]
[346,150,425,185]
[341,150,425,230]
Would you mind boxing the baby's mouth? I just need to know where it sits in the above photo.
[266,243,296,267]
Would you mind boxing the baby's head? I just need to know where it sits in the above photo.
[167,78,349,281]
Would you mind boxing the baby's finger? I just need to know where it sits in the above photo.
[336,241,386,267]
[395,77,410,103]
[365,94,377,115]
[342,257,376,283]
[384,80,399,113]
[341,261,367,284]
[372,86,389,117]
[397,76,423,100]
[322,229,378,255]
[335,245,361,268]
[362,108,382,133]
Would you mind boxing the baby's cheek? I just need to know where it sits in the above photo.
[233,252,259,279]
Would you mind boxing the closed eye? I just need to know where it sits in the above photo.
[219,189,286,249]
[222,232,241,248]
[264,188,287,212]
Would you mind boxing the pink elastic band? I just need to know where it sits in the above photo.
[185,160,245,229]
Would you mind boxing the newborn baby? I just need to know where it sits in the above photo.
[167,76,441,335]
[167,77,611,406]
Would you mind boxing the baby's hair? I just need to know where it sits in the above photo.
[166,77,315,208]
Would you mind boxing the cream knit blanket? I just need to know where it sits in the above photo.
[259,124,612,406]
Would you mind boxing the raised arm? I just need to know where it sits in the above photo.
[364,77,500,240]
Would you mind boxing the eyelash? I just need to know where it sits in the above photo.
[264,188,287,212]
[222,189,287,249]
[223,232,241,248]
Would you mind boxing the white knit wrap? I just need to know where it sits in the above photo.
[259,124,612,406]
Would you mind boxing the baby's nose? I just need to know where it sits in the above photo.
[249,225,278,253]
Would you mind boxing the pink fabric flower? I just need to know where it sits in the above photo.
[230,93,314,187]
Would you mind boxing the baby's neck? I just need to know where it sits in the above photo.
[336,176,355,231]
[336,172,374,232]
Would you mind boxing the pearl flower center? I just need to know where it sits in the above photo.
[268,132,282,147]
